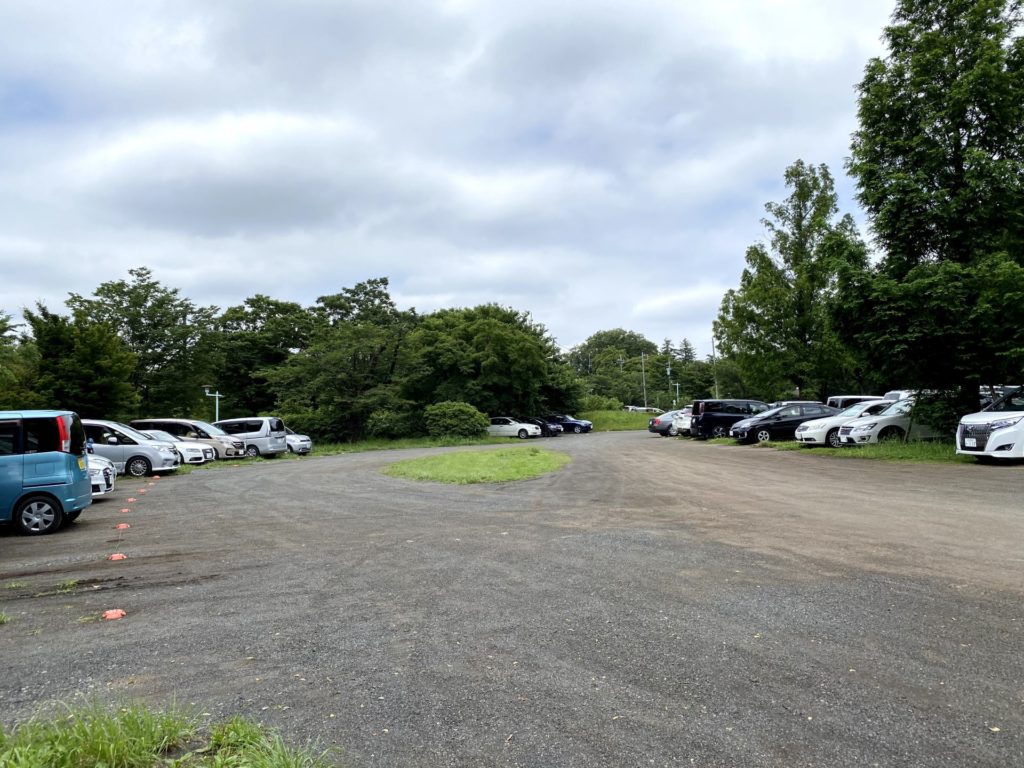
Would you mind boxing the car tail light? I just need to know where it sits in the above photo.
[57,415,71,452]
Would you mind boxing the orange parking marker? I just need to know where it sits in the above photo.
[102,609,126,620]
[126,497,137,502]
[138,489,147,493]
[119,507,131,513]
[107,553,127,561]
[115,523,131,530]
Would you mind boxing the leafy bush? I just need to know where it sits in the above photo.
[580,394,622,412]
[423,401,489,438]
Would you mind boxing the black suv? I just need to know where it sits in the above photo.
[690,399,769,439]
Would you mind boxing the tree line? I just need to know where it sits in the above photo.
[2,0,1021,436]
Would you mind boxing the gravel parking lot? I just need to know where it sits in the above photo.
[1,432,1022,767]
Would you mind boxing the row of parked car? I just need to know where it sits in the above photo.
[487,414,594,439]
[0,410,316,536]
[649,386,1024,461]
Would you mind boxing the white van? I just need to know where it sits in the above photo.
[213,417,288,458]
[956,386,1024,461]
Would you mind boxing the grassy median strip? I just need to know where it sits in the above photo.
[0,703,336,767]
[383,446,571,484]
[700,437,972,463]
[579,410,652,431]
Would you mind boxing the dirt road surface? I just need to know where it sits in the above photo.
[1,432,1022,767]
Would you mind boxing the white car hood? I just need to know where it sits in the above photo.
[960,410,1024,425]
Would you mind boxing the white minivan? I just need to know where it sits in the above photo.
[956,386,1024,461]
[213,417,288,458]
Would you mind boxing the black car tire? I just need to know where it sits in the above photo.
[245,445,261,458]
[517,429,529,439]
[711,426,727,438]
[15,495,64,535]
[826,428,841,449]
[126,456,152,478]
[572,425,582,434]
[668,425,678,437]
[755,428,772,443]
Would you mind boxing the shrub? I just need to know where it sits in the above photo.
[423,401,489,438]
[366,408,409,438]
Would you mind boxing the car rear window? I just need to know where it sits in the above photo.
[23,417,60,453]
[0,420,18,455]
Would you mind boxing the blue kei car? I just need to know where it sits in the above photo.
[0,410,92,535]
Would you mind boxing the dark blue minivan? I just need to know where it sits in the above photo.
[0,410,92,535]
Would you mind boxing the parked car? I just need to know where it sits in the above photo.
[0,410,92,535]
[730,403,839,443]
[826,395,880,410]
[648,409,687,437]
[83,419,181,477]
[838,399,941,445]
[956,385,1024,461]
[795,400,891,448]
[672,406,694,435]
[544,414,593,433]
[488,417,542,439]
[139,429,216,465]
[517,417,563,436]
[87,452,117,498]
[881,389,916,402]
[213,416,288,458]
[690,399,770,438]
[625,406,663,413]
[130,418,245,459]
[285,427,312,455]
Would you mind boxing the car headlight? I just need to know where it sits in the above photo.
[990,416,1024,430]
[851,423,877,433]
[89,467,101,477]
[157,445,175,454]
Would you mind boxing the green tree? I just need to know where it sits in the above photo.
[263,279,418,441]
[403,304,568,416]
[844,0,1024,420]
[21,304,138,417]
[66,267,218,416]
[212,295,314,418]
[714,161,868,401]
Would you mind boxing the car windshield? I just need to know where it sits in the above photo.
[756,407,785,419]
[143,430,178,443]
[191,420,228,436]
[882,400,912,416]
[110,422,160,443]
[839,402,879,417]
[987,387,1024,412]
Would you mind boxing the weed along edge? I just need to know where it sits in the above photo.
[382,446,572,484]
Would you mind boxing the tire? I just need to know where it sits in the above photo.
[15,495,64,535]
[287,445,294,453]
[517,429,529,439]
[572,425,582,434]
[878,426,905,442]
[755,428,772,443]
[826,428,841,449]
[177,451,186,464]
[126,456,152,478]
[668,426,678,437]
[245,445,261,458]
[711,426,727,438]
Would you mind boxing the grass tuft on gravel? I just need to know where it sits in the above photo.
[383,446,571,484]
[0,703,337,767]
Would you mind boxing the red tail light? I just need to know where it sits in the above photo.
[57,414,71,452]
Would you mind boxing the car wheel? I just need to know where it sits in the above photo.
[245,445,261,458]
[287,445,294,453]
[573,425,582,434]
[517,429,529,439]
[126,456,152,478]
[711,426,727,438]
[668,426,678,437]
[177,451,186,464]
[15,495,63,535]
[755,428,772,443]
[878,426,905,442]
[826,428,841,449]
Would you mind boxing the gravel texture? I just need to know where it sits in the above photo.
[1,432,1022,767]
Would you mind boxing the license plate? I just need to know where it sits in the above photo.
[964,437,977,448]
[78,456,86,470]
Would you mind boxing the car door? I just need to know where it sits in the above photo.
[771,406,804,438]
[489,418,512,437]
[0,418,23,520]
[85,423,127,473]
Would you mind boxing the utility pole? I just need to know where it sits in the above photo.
[641,351,648,407]
[710,336,721,399]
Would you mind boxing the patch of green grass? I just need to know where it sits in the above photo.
[5,581,28,590]
[579,410,652,431]
[55,580,78,594]
[0,704,337,767]
[0,612,10,625]
[383,446,571,484]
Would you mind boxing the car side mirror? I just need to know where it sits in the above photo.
[107,436,118,445]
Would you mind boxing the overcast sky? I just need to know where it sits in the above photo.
[0,0,895,356]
